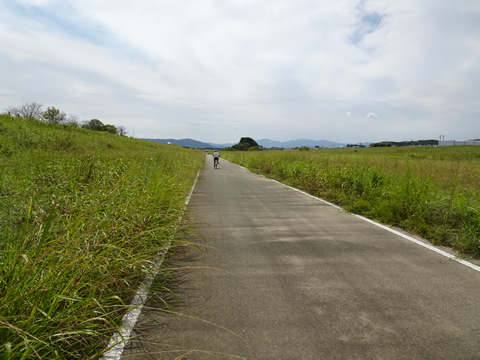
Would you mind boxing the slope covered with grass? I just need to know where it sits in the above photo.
[0,114,204,358]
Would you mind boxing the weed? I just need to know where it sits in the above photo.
[0,114,204,358]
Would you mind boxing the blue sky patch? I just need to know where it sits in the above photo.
[6,2,111,46]
[350,11,386,45]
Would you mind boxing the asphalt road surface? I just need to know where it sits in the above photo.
[123,156,480,360]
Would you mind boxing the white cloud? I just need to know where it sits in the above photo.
[0,0,479,143]
[14,0,54,5]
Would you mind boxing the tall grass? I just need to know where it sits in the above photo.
[0,115,204,358]
[223,147,480,258]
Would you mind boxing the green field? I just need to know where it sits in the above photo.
[0,114,204,359]
[223,146,480,258]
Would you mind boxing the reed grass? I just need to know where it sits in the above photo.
[223,147,480,258]
[0,114,204,358]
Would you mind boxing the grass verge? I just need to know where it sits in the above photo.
[0,114,204,359]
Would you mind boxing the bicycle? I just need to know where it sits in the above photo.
[213,157,219,169]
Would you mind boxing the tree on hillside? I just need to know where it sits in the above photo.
[117,125,127,136]
[83,119,104,131]
[102,124,117,134]
[42,106,66,124]
[231,137,260,151]
[240,137,259,147]
[6,101,43,119]
[82,118,121,134]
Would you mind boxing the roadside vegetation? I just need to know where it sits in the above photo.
[223,146,480,258]
[0,114,204,358]
[6,101,127,136]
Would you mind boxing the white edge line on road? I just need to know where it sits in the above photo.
[101,170,201,360]
[352,214,480,273]
[270,178,480,273]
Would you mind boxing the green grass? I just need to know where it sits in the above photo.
[0,114,205,359]
[223,147,480,258]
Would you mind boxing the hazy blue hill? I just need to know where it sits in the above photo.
[209,142,235,148]
[144,138,348,149]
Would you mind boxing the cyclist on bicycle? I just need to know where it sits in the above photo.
[213,150,220,168]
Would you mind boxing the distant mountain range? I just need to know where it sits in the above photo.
[143,138,350,149]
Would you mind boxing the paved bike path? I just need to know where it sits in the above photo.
[124,156,480,359]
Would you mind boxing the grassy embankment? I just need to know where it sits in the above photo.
[0,114,204,359]
[223,147,480,258]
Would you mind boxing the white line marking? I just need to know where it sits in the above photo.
[272,178,480,273]
[273,179,343,210]
[353,214,480,273]
[101,171,200,359]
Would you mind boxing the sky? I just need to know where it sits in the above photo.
[0,0,479,144]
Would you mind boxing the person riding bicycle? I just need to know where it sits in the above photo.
[213,150,220,168]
